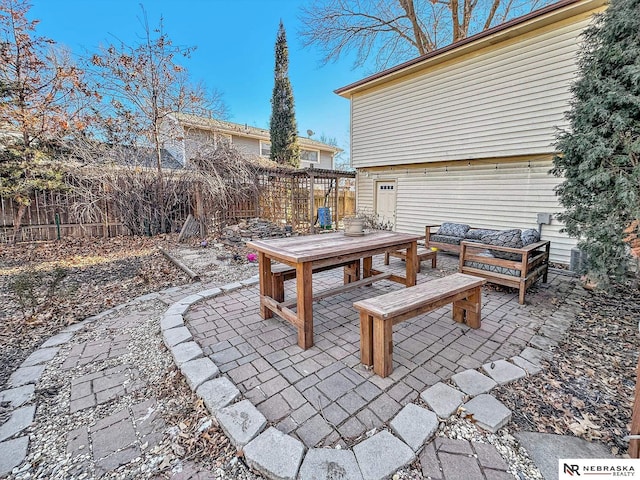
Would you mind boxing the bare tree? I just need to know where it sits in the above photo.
[87,7,226,174]
[319,133,351,171]
[80,7,228,234]
[300,0,552,70]
[0,0,91,241]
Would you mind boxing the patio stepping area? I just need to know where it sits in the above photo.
[0,253,589,478]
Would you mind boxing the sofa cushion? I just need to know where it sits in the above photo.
[480,229,523,260]
[465,228,498,240]
[430,234,463,245]
[437,222,471,237]
[521,228,540,246]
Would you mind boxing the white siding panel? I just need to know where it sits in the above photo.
[351,18,592,167]
[358,161,577,264]
[356,175,374,213]
[318,151,334,169]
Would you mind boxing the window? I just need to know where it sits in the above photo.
[260,141,271,157]
[300,149,319,163]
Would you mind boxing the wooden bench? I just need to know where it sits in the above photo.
[271,261,360,302]
[353,273,486,377]
[383,246,437,271]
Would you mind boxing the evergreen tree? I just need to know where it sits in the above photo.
[269,21,300,168]
[552,0,640,288]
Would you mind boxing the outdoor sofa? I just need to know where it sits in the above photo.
[425,223,550,304]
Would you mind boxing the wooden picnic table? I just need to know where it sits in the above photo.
[247,230,422,349]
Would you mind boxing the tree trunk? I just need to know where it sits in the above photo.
[12,203,27,244]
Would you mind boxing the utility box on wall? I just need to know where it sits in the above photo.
[570,247,588,273]
[537,213,552,225]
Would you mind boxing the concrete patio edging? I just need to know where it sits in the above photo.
[160,275,572,480]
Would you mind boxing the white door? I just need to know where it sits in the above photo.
[375,181,397,229]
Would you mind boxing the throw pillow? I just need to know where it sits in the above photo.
[521,229,540,246]
[480,229,523,260]
[437,222,471,237]
[466,229,497,240]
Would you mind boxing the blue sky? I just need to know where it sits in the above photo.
[29,0,373,155]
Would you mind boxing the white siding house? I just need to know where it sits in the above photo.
[164,113,341,170]
[336,0,607,264]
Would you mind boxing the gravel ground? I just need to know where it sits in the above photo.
[13,298,261,480]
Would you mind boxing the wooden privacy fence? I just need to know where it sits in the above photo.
[0,190,125,243]
[0,166,356,243]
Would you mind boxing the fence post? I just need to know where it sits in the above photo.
[55,213,61,240]
[308,172,315,234]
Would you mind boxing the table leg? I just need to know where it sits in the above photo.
[406,241,417,287]
[296,261,314,349]
[258,253,273,319]
[363,256,373,278]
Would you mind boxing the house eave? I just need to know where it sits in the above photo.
[177,114,342,154]
[334,0,606,98]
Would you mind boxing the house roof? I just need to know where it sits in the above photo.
[175,113,342,153]
[335,0,606,97]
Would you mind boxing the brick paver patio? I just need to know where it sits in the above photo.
[184,253,575,449]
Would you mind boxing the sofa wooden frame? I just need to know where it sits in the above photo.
[458,239,550,305]
[424,224,550,304]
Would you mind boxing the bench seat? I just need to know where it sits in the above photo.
[354,273,486,377]
[383,246,437,271]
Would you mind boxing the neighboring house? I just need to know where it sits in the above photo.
[334,0,606,265]
[163,113,341,170]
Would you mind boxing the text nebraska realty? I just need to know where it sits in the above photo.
[565,463,635,476]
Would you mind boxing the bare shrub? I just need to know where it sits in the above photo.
[66,140,257,236]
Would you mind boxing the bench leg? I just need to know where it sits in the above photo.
[373,316,393,378]
[259,253,273,319]
[383,252,390,265]
[453,301,465,324]
[344,260,361,284]
[452,286,482,328]
[431,254,437,269]
[359,312,373,367]
[363,256,373,287]
[466,286,482,328]
[271,274,285,303]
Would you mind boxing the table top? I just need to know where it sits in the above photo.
[247,230,422,263]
